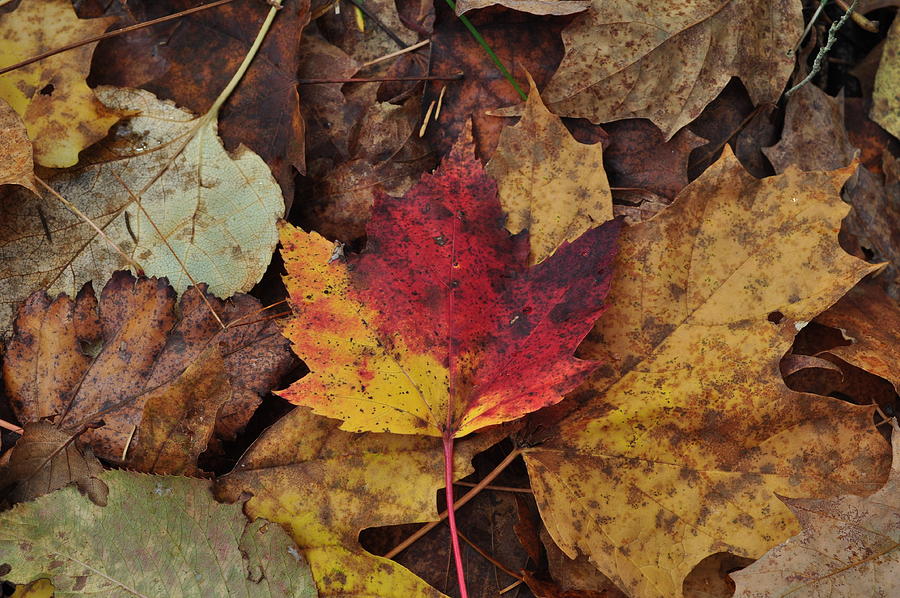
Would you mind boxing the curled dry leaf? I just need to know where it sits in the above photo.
[731,422,900,598]
[536,1,800,138]
[0,86,284,336]
[0,0,121,167]
[486,73,612,265]
[0,97,35,192]
[216,406,499,596]
[520,148,891,598]
[0,421,107,506]
[0,470,317,597]
[2,271,293,463]
[277,126,620,437]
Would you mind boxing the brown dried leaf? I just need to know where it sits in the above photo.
[0,421,107,506]
[731,422,900,597]
[455,0,589,16]
[2,271,293,463]
[0,97,35,192]
[537,1,800,138]
[873,17,900,140]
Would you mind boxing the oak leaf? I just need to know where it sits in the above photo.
[520,148,891,598]
[216,406,498,596]
[2,271,293,463]
[0,86,284,336]
[537,1,801,138]
[0,0,121,167]
[487,74,612,264]
[0,470,317,597]
[0,97,35,192]
[277,126,620,438]
[731,422,900,597]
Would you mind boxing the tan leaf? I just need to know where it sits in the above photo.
[731,422,900,597]
[0,0,121,167]
[537,1,801,138]
[0,86,284,336]
[0,97,35,192]
[0,421,107,506]
[873,17,900,140]
[216,407,501,597]
[455,0,590,16]
[487,74,612,264]
[129,346,231,475]
[2,271,292,463]
[520,148,891,598]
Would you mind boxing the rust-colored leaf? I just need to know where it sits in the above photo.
[0,97,35,192]
[2,271,292,464]
[520,148,891,598]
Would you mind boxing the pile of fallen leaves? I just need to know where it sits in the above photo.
[0,0,898,596]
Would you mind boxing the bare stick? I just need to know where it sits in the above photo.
[457,530,524,582]
[786,0,859,98]
[299,73,463,84]
[454,481,532,494]
[384,448,523,559]
[361,39,430,68]
[343,0,407,48]
[0,418,24,434]
[0,0,239,77]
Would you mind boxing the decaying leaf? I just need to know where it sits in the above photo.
[538,1,800,138]
[0,86,284,336]
[521,148,891,598]
[0,0,121,167]
[731,422,900,597]
[487,74,612,264]
[128,346,231,475]
[277,126,619,437]
[455,0,590,16]
[873,17,900,140]
[0,421,107,506]
[0,97,35,192]
[3,271,293,463]
[216,406,498,596]
[0,470,317,597]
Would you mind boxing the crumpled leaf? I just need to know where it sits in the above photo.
[873,17,900,140]
[455,0,590,16]
[129,346,231,475]
[487,74,612,264]
[731,421,900,597]
[521,147,891,598]
[0,470,317,597]
[0,86,284,336]
[277,125,620,437]
[0,421,107,506]
[0,97,35,192]
[0,0,121,167]
[87,0,311,203]
[216,406,497,596]
[536,1,800,138]
[3,271,293,463]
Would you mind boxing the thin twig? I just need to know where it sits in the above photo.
[454,481,532,494]
[499,579,523,594]
[0,418,24,435]
[785,0,859,98]
[224,298,288,328]
[299,73,463,84]
[835,0,878,32]
[792,0,828,55]
[361,39,430,68]
[457,530,524,582]
[384,448,523,559]
[0,0,240,77]
[343,0,407,48]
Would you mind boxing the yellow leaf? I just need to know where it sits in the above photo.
[216,407,500,597]
[487,73,612,264]
[0,87,284,336]
[521,147,891,598]
[0,0,122,167]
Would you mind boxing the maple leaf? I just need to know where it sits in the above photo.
[0,86,284,336]
[486,74,612,264]
[519,148,892,598]
[277,125,620,438]
[0,97,35,192]
[536,1,801,138]
[0,470,317,597]
[2,271,293,463]
[215,406,499,597]
[731,421,900,597]
[0,0,121,167]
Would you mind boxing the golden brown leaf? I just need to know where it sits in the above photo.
[0,97,35,192]
[0,0,121,167]
[215,407,499,597]
[731,422,900,597]
[537,1,801,138]
[521,148,891,598]
[487,74,612,264]
[2,271,292,463]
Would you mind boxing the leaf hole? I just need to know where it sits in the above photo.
[767,311,785,324]
[39,84,54,96]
